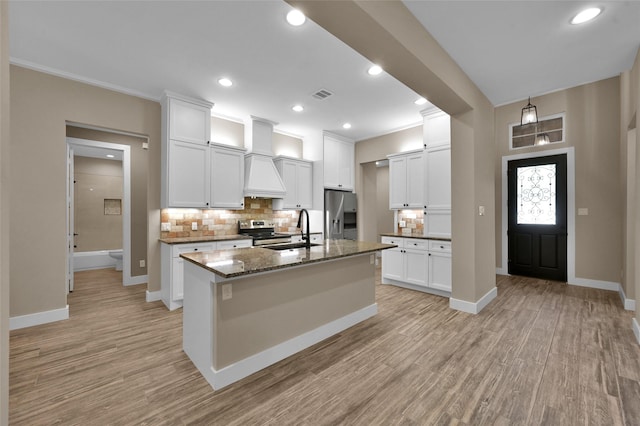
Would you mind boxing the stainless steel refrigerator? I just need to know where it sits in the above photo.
[324,189,357,240]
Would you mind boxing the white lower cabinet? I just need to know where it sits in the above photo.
[381,236,451,295]
[161,239,250,310]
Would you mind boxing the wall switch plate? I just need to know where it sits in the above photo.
[191,222,198,231]
[161,222,171,231]
[139,260,145,268]
[370,254,374,265]
[399,220,406,227]
[578,208,589,216]
[479,206,485,216]
[222,284,232,300]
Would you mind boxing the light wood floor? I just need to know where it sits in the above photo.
[9,267,640,425]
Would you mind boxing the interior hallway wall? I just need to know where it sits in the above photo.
[1,2,10,422]
[10,65,160,318]
[73,157,124,252]
[67,127,148,276]
[494,77,622,285]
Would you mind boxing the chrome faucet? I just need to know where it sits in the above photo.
[296,209,311,249]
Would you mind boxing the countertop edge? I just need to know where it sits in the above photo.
[181,243,395,279]
[379,233,451,242]
[159,235,253,244]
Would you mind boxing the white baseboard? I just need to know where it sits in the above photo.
[10,305,69,330]
[146,290,162,303]
[124,274,148,286]
[450,287,498,314]
[569,277,619,292]
[495,267,508,275]
[201,303,377,390]
[633,318,640,345]
[618,285,636,311]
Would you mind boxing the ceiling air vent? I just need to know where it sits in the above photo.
[312,89,333,100]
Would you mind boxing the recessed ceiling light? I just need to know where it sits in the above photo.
[106,154,115,158]
[286,9,306,26]
[571,7,602,24]
[343,123,352,129]
[367,65,383,76]
[292,105,304,112]
[218,78,233,87]
[414,97,427,105]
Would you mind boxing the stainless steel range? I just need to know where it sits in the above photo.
[238,220,292,246]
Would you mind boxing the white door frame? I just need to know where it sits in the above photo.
[499,147,576,284]
[66,137,141,286]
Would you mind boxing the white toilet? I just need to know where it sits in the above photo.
[108,250,123,271]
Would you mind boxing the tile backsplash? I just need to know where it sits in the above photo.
[397,209,424,236]
[160,197,300,238]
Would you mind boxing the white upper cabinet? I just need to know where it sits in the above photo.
[388,150,425,209]
[167,140,210,208]
[210,143,245,209]
[169,97,211,145]
[273,157,313,210]
[422,109,450,147]
[324,135,354,191]
[162,92,245,209]
[421,108,452,239]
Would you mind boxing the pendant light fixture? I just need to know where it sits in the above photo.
[535,132,550,146]
[520,97,538,125]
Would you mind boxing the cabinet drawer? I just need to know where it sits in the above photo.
[381,236,404,247]
[429,240,451,253]
[217,239,252,250]
[172,243,216,257]
[404,238,428,251]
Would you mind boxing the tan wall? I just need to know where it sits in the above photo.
[1,2,10,422]
[355,125,422,240]
[214,254,375,369]
[273,132,303,159]
[494,77,622,284]
[73,157,124,252]
[10,65,161,317]
[211,116,244,148]
[67,127,148,275]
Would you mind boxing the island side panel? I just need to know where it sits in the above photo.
[215,254,376,370]
[183,261,216,382]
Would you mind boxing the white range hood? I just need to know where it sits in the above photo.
[243,116,287,199]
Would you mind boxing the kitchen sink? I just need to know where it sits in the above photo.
[262,242,322,251]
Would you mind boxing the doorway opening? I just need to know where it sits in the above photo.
[66,137,135,293]
[508,154,567,281]
[501,147,575,282]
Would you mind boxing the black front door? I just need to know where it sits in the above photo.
[508,154,567,281]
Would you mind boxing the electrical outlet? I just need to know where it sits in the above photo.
[222,284,232,300]
[139,260,145,268]
[399,220,406,227]
[161,222,171,231]
[192,222,198,231]
[370,254,374,265]
[479,206,485,216]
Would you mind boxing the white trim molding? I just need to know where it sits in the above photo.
[125,275,148,286]
[618,285,636,311]
[10,305,69,330]
[199,304,377,390]
[450,287,498,314]
[633,318,640,345]
[500,148,576,283]
[146,290,162,303]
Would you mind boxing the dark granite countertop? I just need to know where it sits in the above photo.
[380,233,451,242]
[180,239,396,279]
[159,234,252,244]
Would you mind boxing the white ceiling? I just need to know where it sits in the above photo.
[8,1,640,142]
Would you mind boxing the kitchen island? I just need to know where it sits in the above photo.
[180,239,394,390]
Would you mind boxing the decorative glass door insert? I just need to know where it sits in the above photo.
[516,164,556,225]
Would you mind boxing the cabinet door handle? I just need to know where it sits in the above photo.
[194,248,198,251]
[428,253,431,256]
[440,245,444,249]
